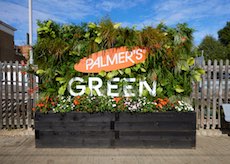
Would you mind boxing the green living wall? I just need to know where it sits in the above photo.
[33,19,204,113]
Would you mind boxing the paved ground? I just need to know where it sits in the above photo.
[0,130,230,164]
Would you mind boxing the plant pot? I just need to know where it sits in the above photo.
[35,111,196,148]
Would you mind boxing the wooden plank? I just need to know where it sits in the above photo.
[118,112,195,122]
[21,65,26,128]
[10,61,15,128]
[194,80,199,129]
[218,60,223,128]
[118,131,195,140]
[15,61,20,128]
[224,60,229,103]
[35,121,112,131]
[0,62,3,129]
[35,111,115,122]
[206,60,211,129]
[4,61,9,129]
[212,60,217,129]
[200,61,205,129]
[27,74,32,128]
[115,121,196,131]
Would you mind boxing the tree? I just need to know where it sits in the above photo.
[198,35,228,60]
[218,22,230,46]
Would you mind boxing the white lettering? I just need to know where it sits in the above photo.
[107,78,119,97]
[135,49,143,60]
[86,59,93,70]
[123,78,136,97]
[139,81,156,96]
[68,77,86,96]
[125,51,135,63]
[118,52,125,63]
[88,77,103,96]
[107,53,118,65]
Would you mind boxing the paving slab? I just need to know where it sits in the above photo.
[0,130,230,164]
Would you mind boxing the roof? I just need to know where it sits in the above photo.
[0,20,16,31]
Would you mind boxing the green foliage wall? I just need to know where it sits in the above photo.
[34,19,203,101]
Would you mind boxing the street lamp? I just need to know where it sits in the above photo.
[29,0,33,64]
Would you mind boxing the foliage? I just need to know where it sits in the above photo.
[33,18,203,112]
[218,21,230,46]
[199,22,230,60]
[198,35,228,60]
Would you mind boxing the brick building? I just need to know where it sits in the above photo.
[0,20,24,62]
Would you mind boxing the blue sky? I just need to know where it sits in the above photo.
[1,0,230,46]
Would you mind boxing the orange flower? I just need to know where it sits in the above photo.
[37,103,45,108]
[32,108,36,111]
[113,97,122,104]
[74,99,80,105]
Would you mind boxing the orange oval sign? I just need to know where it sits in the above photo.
[74,46,147,73]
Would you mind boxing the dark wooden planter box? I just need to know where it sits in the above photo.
[35,111,196,148]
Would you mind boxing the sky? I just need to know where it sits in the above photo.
[0,0,230,46]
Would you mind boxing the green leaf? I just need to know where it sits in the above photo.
[193,73,202,81]
[36,69,46,75]
[125,68,131,75]
[181,63,189,71]
[113,23,121,29]
[56,77,66,84]
[142,90,149,97]
[99,70,106,77]
[174,85,184,93]
[84,32,90,38]
[95,37,102,44]
[156,87,163,94]
[88,22,96,29]
[85,87,91,95]
[118,69,124,75]
[133,64,141,71]
[195,68,205,74]
[106,70,118,79]
[187,57,195,66]
[140,68,146,72]
[58,84,67,95]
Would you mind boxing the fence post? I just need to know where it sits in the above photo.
[218,60,223,128]
[206,60,211,129]
[15,61,20,128]
[200,61,206,129]
[212,60,217,129]
[9,61,15,128]
[224,60,229,103]
[21,64,26,129]
[0,62,3,129]
[27,73,32,128]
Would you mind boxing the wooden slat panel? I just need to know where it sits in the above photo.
[218,60,223,128]
[115,121,195,131]
[0,62,3,129]
[206,60,211,129]
[4,61,9,129]
[212,60,217,129]
[21,66,26,128]
[200,61,205,129]
[27,74,32,128]
[224,60,229,103]
[194,81,199,128]
[15,61,20,128]
[10,61,15,128]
